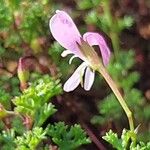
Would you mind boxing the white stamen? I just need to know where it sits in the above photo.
[56,10,61,13]
[61,50,72,57]
[69,55,77,64]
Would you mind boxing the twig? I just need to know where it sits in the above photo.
[80,121,106,150]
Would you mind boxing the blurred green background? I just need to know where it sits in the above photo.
[0,0,150,149]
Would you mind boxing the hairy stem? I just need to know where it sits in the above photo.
[97,63,134,131]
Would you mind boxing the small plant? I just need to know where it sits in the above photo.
[0,75,90,149]
[103,130,150,150]
[15,127,47,150]
[47,122,90,150]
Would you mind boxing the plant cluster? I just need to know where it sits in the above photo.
[0,0,149,149]
[103,130,150,150]
[0,75,90,149]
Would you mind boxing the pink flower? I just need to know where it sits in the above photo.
[49,10,111,92]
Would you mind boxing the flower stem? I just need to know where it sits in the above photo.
[97,63,134,131]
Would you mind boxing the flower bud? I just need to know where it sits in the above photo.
[17,57,29,91]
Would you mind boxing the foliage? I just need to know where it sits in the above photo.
[47,122,91,150]
[15,127,46,150]
[0,0,51,55]
[0,0,91,149]
[103,130,150,150]
[0,88,11,109]
[0,75,90,149]
[77,0,101,10]
[12,75,61,125]
[0,129,16,150]
[78,0,134,35]
[0,76,20,97]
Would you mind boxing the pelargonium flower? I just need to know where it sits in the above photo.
[49,10,111,92]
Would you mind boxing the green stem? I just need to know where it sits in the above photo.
[110,31,120,58]
[97,63,134,131]
[102,0,120,59]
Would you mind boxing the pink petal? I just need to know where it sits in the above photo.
[63,62,87,92]
[84,67,95,91]
[49,10,82,57]
[83,32,111,66]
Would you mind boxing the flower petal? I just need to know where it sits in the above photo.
[63,62,87,92]
[50,10,82,57]
[83,32,111,66]
[84,67,95,91]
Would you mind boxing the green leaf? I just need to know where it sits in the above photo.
[47,122,91,150]
[118,16,134,31]
[77,0,101,9]
[34,103,57,127]
[102,130,123,150]
[0,129,16,150]
[0,88,11,109]
[103,129,150,150]
[12,75,62,124]
[15,127,46,150]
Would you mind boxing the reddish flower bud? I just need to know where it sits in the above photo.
[17,57,29,91]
